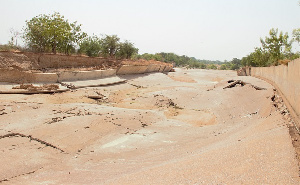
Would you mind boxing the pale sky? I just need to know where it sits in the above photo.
[0,0,299,61]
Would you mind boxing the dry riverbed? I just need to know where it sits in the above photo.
[0,69,299,184]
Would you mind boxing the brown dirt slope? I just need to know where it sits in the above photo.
[0,51,172,72]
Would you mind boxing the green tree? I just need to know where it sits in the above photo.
[252,48,271,67]
[79,35,101,57]
[241,48,271,67]
[260,28,292,65]
[208,64,217,70]
[100,35,120,58]
[293,28,300,44]
[138,53,155,60]
[219,64,227,70]
[117,40,138,59]
[23,12,86,54]
[229,58,241,70]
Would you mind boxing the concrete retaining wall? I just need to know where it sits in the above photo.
[0,69,35,83]
[163,66,173,72]
[251,58,300,118]
[116,64,172,75]
[57,69,117,82]
[117,65,149,75]
[33,73,59,83]
[0,69,117,83]
[237,67,251,76]
[0,64,173,83]
[1,51,173,83]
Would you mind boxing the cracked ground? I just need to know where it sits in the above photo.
[0,69,299,184]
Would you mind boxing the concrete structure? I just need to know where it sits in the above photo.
[251,59,300,121]
[116,65,149,75]
[0,69,35,83]
[163,65,174,72]
[57,69,117,82]
[145,64,161,73]
[116,64,173,75]
[0,64,173,84]
[117,64,173,75]
[0,51,173,83]
[0,69,118,84]
[33,73,58,83]
[237,67,251,76]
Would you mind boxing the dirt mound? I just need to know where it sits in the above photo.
[0,51,36,70]
[0,51,172,73]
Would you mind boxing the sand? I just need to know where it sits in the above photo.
[0,68,299,184]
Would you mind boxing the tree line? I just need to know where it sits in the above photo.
[4,12,139,60]
[2,12,226,69]
[2,12,299,69]
[241,28,300,67]
[134,52,219,68]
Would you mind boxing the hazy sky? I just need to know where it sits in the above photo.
[0,0,299,61]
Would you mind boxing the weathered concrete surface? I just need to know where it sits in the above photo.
[57,69,117,82]
[237,67,251,76]
[0,51,174,83]
[33,73,59,83]
[0,69,59,84]
[0,83,68,94]
[61,76,126,89]
[0,66,169,84]
[116,64,173,75]
[0,69,299,184]
[252,59,300,121]
[116,65,149,75]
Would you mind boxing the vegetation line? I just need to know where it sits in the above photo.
[1,12,299,70]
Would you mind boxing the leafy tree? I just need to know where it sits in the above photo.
[241,48,271,67]
[117,40,138,59]
[153,53,164,61]
[293,28,300,44]
[23,12,86,54]
[135,52,222,69]
[219,64,227,70]
[100,35,120,58]
[199,63,207,69]
[252,48,271,66]
[138,53,155,60]
[79,35,101,57]
[230,58,241,70]
[208,64,217,70]
[241,55,257,67]
[260,28,292,65]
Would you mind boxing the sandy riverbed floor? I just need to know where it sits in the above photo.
[0,68,299,184]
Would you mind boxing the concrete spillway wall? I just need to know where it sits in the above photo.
[116,64,172,75]
[0,64,172,83]
[0,69,117,83]
[57,69,117,82]
[251,58,300,119]
[0,51,173,83]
